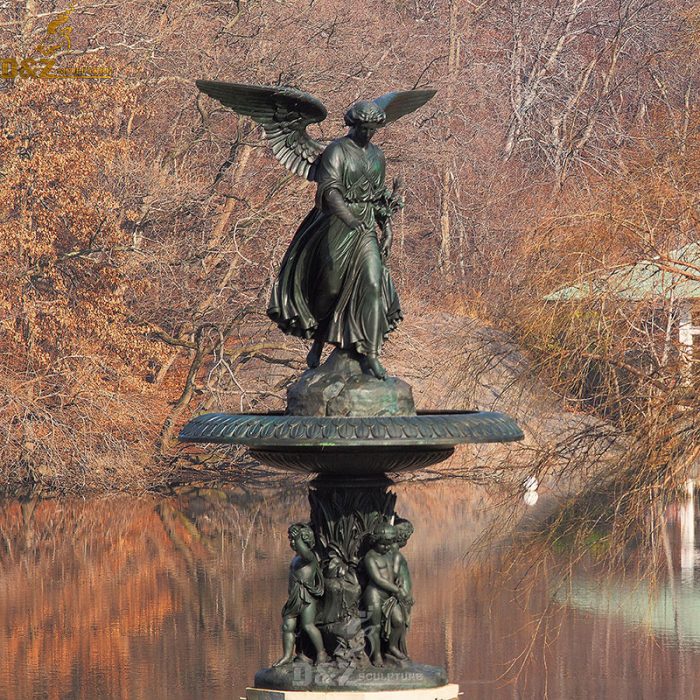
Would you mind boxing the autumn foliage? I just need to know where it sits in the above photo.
[0,75,163,487]
[0,0,699,491]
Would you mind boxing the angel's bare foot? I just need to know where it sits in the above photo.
[273,653,294,667]
[371,651,384,667]
[315,650,330,665]
[365,355,387,380]
[306,340,323,368]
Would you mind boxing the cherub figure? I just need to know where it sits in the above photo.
[392,518,414,656]
[273,522,329,667]
[362,523,411,666]
[196,80,435,380]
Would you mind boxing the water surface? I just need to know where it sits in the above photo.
[0,477,698,699]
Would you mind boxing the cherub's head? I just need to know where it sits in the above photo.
[288,522,315,551]
[344,100,386,147]
[394,519,414,549]
[370,523,397,554]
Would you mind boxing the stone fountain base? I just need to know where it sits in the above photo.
[253,660,448,692]
[246,685,460,699]
[287,349,416,418]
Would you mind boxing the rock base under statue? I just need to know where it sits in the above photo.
[246,685,459,699]
[287,349,416,417]
[253,661,448,692]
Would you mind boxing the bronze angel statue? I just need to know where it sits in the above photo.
[196,80,436,379]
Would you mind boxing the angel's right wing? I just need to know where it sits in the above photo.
[196,80,328,181]
[373,89,437,124]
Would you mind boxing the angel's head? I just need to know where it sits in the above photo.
[345,100,386,147]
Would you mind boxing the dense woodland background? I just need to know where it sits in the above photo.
[1,0,699,492]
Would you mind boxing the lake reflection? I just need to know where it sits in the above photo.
[0,478,699,699]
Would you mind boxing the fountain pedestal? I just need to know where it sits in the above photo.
[180,353,523,698]
[245,687,460,699]
[252,476,448,693]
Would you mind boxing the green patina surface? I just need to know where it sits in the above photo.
[178,411,524,449]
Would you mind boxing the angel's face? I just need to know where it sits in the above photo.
[351,122,378,147]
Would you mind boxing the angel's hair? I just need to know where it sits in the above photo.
[344,100,386,128]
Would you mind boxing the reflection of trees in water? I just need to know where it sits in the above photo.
[0,496,183,699]
[0,480,698,698]
[0,483,314,699]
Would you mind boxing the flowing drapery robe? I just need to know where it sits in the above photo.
[281,557,324,618]
[267,137,402,356]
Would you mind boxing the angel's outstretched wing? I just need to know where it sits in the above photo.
[373,89,437,124]
[196,80,327,181]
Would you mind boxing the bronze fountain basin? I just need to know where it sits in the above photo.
[178,409,524,474]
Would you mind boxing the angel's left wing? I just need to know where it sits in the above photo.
[196,80,328,181]
[372,89,437,125]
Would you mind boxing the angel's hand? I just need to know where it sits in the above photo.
[381,231,393,260]
[325,189,362,229]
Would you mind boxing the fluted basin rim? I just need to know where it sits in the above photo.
[178,410,524,449]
